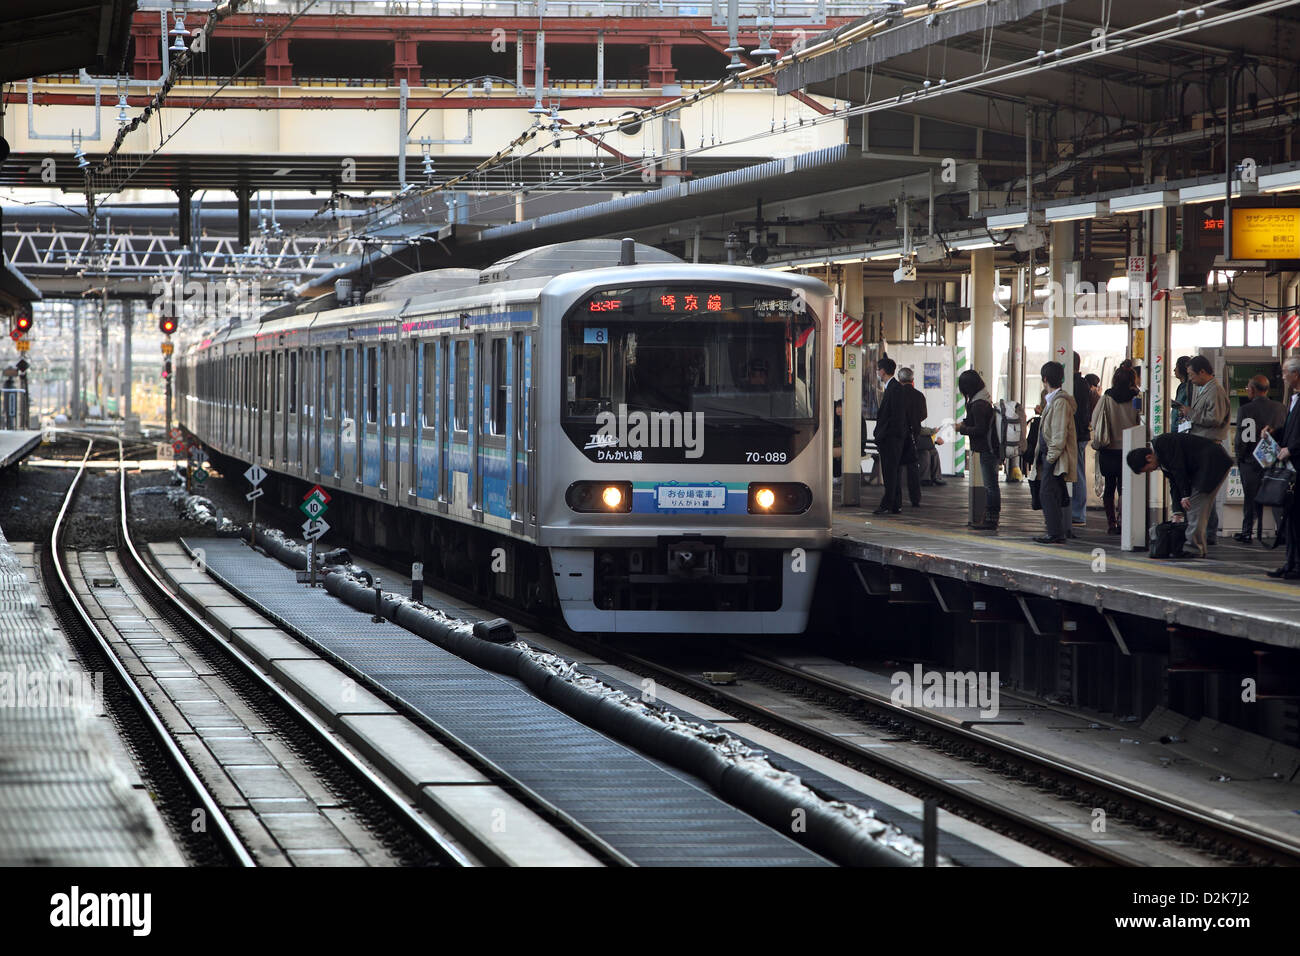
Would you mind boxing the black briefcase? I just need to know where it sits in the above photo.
[1256,464,1295,508]
[1149,521,1187,559]
[1028,478,1042,511]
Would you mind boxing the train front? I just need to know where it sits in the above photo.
[538,266,834,635]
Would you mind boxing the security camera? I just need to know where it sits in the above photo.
[893,259,917,284]
[914,238,946,264]
[1012,225,1046,253]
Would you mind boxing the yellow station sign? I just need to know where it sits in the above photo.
[1231,206,1300,260]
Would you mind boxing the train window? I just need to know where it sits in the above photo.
[560,284,818,464]
[366,347,378,424]
[322,351,335,419]
[490,338,507,436]
[289,351,298,414]
[566,344,607,416]
[274,353,282,413]
[453,340,469,432]
[422,343,435,428]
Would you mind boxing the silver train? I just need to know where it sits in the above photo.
[178,239,833,634]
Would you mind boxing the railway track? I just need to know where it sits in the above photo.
[45,437,471,866]
[728,650,1300,867]
[357,542,1300,867]
[589,639,1300,867]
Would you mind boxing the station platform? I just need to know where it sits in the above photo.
[0,430,41,470]
[831,475,1300,650]
[0,528,177,865]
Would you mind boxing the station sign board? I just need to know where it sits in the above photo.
[1230,205,1300,261]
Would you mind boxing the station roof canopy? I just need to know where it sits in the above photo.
[0,259,42,309]
[439,0,1300,273]
[0,1,137,84]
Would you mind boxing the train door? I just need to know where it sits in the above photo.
[437,338,449,507]
[331,348,343,479]
[283,350,293,470]
[288,349,300,473]
[306,350,317,477]
[267,351,278,466]
[254,355,263,461]
[482,334,509,520]
[340,347,355,487]
[362,345,379,488]
[381,341,397,496]
[511,333,524,526]
[471,334,482,515]
[522,332,537,533]
[409,341,421,500]
[319,349,334,477]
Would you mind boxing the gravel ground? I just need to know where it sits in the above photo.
[1,433,305,549]
[0,460,75,543]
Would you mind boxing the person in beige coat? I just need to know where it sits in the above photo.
[1091,366,1141,534]
[1030,361,1078,543]
[1178,354,1230,542]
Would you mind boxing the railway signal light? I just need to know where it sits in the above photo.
[159,315,178,335]
[14,312,32,336]
[163,358,172,379]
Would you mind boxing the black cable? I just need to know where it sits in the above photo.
[1226,276,1298,313]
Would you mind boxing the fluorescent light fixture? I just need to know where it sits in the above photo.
[949,237,996,250]
[1109,190,1177,213]
[1045,200,1108,222]
[987,212,1028,230]
[1260,169,1300,194]
[830,256,866,264]
[1180,181,1241,203]
[867,249,903,260]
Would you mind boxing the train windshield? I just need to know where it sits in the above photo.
[562,284,819,464]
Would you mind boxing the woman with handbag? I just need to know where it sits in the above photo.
[1090,367,1141,534]
[1264,358,1300,579]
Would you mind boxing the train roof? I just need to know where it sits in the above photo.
[477,239,681,285]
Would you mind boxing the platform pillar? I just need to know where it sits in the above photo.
[969,248,995,521]
[1144,208,1172,528]
[1048,222,1076,379]
[842,264,863,506]
[1008,266,1026,410]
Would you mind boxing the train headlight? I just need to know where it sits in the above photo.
[747,482,812,515]
[566,480,633,513]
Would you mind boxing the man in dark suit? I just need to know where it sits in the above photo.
[1127,432,1233,558]
[1234,374,1286,542]
[898,366,927,507]
[1266,358,1300,578]
[872,356,907,515]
